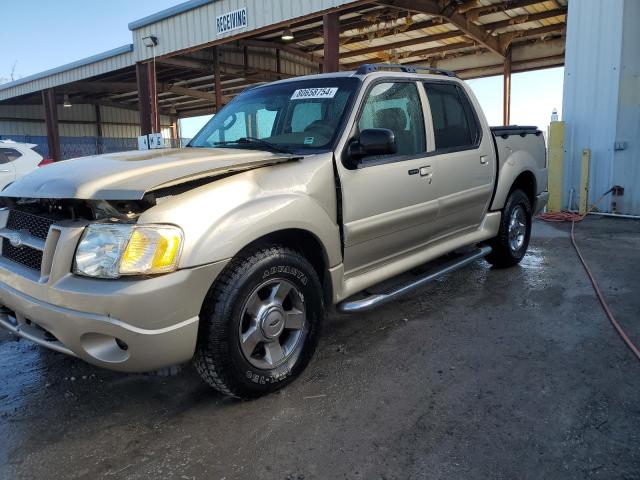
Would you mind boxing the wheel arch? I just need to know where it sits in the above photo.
[239,228,331,296]
[509,170,537,207]
[491,162,538,211]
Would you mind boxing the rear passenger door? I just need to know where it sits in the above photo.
[422,81,495,239]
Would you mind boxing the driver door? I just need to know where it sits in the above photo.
[338,80,440,276]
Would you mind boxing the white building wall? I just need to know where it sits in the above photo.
[131,0,357,60]
[561,0,623,212]
[0,104,171,140]
[219,47,319,77]
[612,0,640,215]
[562,0,640,215]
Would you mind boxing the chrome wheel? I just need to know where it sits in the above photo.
[238,279,307,370]
[508,205,527,252]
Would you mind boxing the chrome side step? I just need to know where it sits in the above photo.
[337,245,492,313]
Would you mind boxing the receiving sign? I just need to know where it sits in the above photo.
[291,88,338,100]
[216,7,248,35]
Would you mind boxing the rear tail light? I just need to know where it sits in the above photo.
[38,158,54,167]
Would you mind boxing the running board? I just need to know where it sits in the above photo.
[337,245,492,313]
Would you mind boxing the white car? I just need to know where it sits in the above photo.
[0,140,52,190]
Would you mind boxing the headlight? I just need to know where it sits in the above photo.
[74,224,183,279]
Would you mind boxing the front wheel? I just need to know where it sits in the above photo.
[194,245,324,398]
[486,189,532,268]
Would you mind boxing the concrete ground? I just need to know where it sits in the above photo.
[1,217,639,480]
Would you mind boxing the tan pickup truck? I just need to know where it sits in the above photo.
[0,65,547,398]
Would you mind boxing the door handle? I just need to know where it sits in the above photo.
[480,155,489,165]
[0,169,10,173]
[419,166,432,176]
[419,166,433,184]
[408,166,433,183]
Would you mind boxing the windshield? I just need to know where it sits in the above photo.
[189,77,360,153]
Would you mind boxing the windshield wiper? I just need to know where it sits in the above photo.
[213,137,291,154]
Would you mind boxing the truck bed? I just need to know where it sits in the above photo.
[490,125,547,212]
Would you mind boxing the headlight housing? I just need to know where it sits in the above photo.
[73,224,184,279]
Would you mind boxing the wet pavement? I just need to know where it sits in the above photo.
[1,217,639,479]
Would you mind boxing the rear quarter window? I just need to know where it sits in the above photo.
[424,82,481,151]
[0,148,22,162]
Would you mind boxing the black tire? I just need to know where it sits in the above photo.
[486,189,532,268]
[194,245,324,398]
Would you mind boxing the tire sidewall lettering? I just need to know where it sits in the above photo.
[245,368,292,385]
[262,265,308,286]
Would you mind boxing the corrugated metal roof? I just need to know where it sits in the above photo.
[0,45,135,101]
[0,0,569,115]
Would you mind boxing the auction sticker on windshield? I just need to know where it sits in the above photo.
[291,88,338,100]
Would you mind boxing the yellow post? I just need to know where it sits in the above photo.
[579,148,591,215]
[547,121,565,212]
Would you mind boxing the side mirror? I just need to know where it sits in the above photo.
[348,128,397,160]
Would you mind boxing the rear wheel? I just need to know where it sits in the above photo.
[194,245,323,398]
[487,189,532,268]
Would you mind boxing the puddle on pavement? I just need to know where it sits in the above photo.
[519,247,549,290]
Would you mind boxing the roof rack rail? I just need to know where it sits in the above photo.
[355,63,457,77]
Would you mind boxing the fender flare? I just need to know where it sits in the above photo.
[490,150,540,210]
[181,193,342,269]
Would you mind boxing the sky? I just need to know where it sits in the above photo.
[0,1,563,139]
[0,0,179,81]
[467,67,564,133]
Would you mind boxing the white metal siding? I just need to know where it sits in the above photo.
[132,0,358,60]
[0,121,45,136]
[0,104,171,139]
[561,0,624,212]
[220,47,319,77]
[612,0,640,215]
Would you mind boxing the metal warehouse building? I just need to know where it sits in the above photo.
[0,0,638,214]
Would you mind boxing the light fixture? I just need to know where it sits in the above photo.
[281,28,294,41]
[142,35,158,47]
[63,94,72,108]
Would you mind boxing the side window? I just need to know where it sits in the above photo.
[424,82,480,151]
[0,148,22,162]
[0,150,8,164]
[358,82,425,156]
[290,102,323,132]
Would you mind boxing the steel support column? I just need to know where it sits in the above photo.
[503,46,512,126]
[136,62,159,135]
[41,88,61,162]
[94,104,103,154]
[213,46,222,112]
[170,117,180,146]
[323,12,340,73]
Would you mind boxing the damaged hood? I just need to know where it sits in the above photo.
[1,148,298,200]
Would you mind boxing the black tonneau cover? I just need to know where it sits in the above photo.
[491,125,542,138]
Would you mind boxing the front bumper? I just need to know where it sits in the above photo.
[0,260,228,372]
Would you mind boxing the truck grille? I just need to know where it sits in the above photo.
[6,209,54,240]
[1,240,43,270]
[1,210,55,271]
